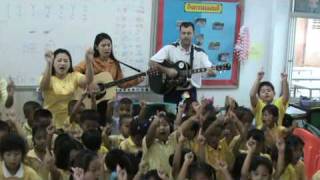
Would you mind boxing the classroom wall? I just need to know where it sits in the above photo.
[198,0,291,107]
[12,0,291,121]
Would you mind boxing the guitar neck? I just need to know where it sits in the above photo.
[103,72,146,88]
[190,68,207,74]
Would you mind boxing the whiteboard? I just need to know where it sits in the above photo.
[0,0,153,86]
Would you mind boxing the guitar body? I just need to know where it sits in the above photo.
[149,61,191,95]
[149,61,231,95]
[75,72,116,108]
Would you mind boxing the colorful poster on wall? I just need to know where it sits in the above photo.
[156,0,241,88]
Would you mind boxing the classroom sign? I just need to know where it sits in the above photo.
[156,0,241,88]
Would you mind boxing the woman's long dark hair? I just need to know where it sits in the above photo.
[51,48,74,76]
[93,33,121,78]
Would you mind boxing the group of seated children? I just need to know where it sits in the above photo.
[0,71,310,180]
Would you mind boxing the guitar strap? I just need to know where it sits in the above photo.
[189,45,194,78]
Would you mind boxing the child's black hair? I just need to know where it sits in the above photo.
[234,106,254,124]
[143,170,162,180]
[284,134,304,164]
[81,129,102,152]
[119,98,133,105]
[0,133,27,160]
[0,120,10,134]
[188,161,216,180]
[33,108,53,127]
[54,133,83,170]
[157,113,174,133]
[23,101,41,119]
[247,128,265,143]
[130,118,150,137]
[71,149,98,172]
[79,109,100,124]
[262,104,279,119]
[105,149,135,176]
[258,81,275,96]
[249,156,273,175]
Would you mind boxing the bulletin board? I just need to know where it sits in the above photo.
[156,0,241,88]
[0,0,153,86]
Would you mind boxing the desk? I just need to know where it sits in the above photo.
[293,82,320,98]
[287,105,307,120]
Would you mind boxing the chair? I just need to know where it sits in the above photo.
[293,128,320,180]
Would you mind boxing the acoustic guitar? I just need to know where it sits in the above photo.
[75,71,155,107]
[148,61,231,95]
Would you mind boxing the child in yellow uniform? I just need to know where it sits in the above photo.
[250,70,289,128]
[25,126,50,180]
[105,114,132,149]
[0,133,41,180]
[22,101,41,137]
[142,113,175,177]
[261,104,288,148]
[120,118,149,155]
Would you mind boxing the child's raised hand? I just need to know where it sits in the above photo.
[138,161,149,175]
[246,138,257,153]
[44,148,55,169]
[257,68,264,80]
[157,169,169,180]
[215,160,228,171]
[276,138,285,153]
[44,50,54,64]
[7,77,15,96]
[197,128,206,145]
[85,48,94,62]
[46,124,56,137]
[116,165,128,180]
[102,123,112,136]
[184,152,194,165]
[281,72,288,81]
[178,130,186,144]
[71,167,84,180]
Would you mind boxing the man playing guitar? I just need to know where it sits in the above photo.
[149,22,216,105]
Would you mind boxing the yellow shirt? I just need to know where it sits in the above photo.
[193,138,234,180]
[0,162,41,180]
[280,164,297,180]
[253,96,288,128]
[22,122,32,137]
[42,72,84,129]
[142,135,175,176]
[105,134,125,149]
[64,122,82,139]
[120,136,141,154]
[24,149,49,180]
[294,160,306,180]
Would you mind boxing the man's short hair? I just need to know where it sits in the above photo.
[180,22,195,31]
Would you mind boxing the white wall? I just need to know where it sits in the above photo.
[199,0,291,107]
[9,0,292,121]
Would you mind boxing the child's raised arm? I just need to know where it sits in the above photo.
[274,138,286,179]
[5,78,14,108]
[40,50,54,91]
[240,138,257,180]
[281,72,289,105]
[145,115,161,148]
[250,70,264,108]
[172,131,186,178]
[177,152,194,180]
